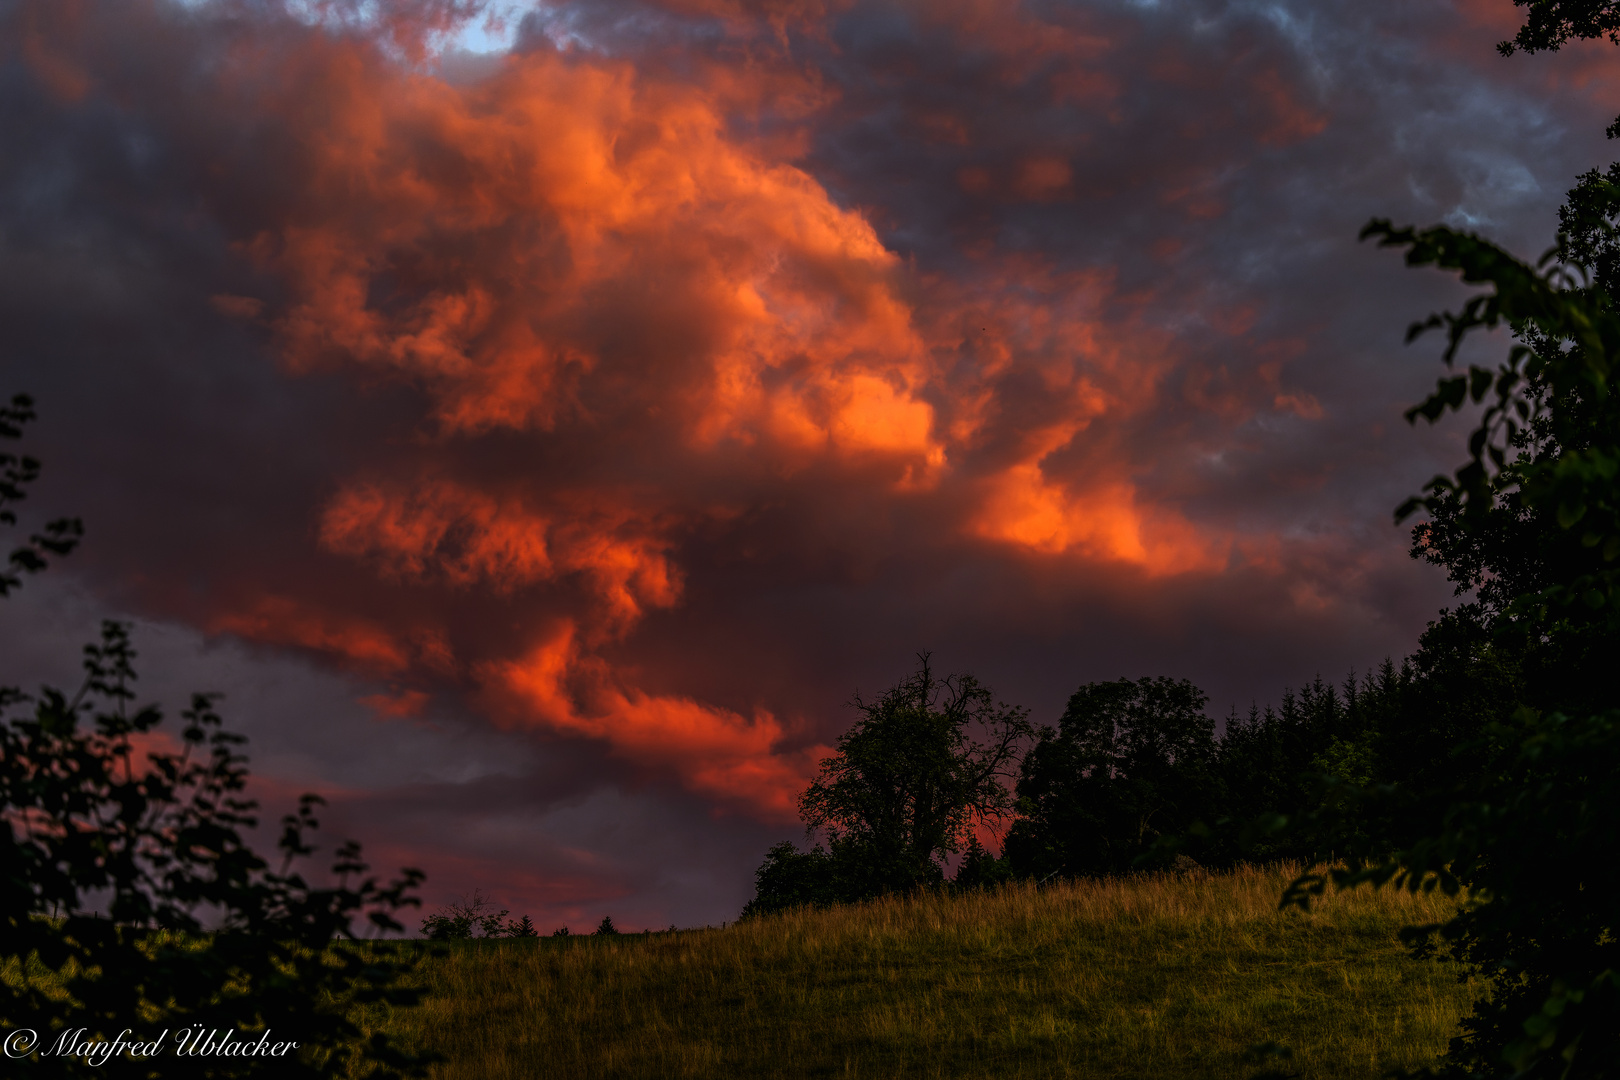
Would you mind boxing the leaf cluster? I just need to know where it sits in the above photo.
[1369,219,1620,621]
[1498,1,1620,55]
[0,394,82,597]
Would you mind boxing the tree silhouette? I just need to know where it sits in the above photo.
[746,654,1031,915]
[1006,677,1218,878]
[1279,188,1620,1075]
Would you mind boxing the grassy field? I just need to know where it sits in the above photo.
[357,864,1479,1079]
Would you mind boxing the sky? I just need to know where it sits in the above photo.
[2,0,1618,931]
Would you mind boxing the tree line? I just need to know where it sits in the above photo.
[745,656,1416,911]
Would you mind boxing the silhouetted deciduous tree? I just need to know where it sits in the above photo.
[745,655,1030,915]
[798,654,1031,897]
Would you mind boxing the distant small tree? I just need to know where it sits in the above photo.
[593,916,619,936]
[507,914,538,938]
[740,841,836,918]
[951,836,1012,891]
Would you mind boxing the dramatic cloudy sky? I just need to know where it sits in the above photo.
[2,0,1616,929]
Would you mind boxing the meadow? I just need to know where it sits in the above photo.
[359,864,1480,1079]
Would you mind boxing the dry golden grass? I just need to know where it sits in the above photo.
[359,863,1479,1079]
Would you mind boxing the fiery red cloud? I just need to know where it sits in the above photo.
[13,0,1259,815]
[3,0,1614,924]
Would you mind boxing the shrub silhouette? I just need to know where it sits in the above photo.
[1,394,432,1077]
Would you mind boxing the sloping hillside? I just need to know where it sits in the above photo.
[361,864,1477,1079]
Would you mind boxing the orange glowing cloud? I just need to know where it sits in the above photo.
[972,467,1225,574]
[208,595,438,674]
[216,36,943,483]
[913,262,1227,573]
[320,480,682,633]
[489,621,825,818]
[320,481,553,589]
[179,28,958,812]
